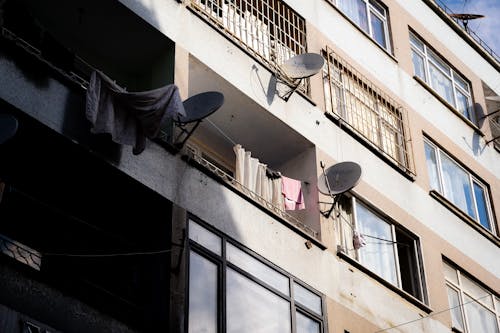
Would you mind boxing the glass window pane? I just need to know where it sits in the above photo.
[464,295,499,333]
[428,50,451,75]
[456,90,472,120]
[429,63,454,106]
[462,275,493,308]
[443,262,458,284]
[370,12,387,49]
[293,282,322,315]
[453,72,469,92]
[412,51,426,81]
[226,243,290,296]
[447,286,465,331]
[424,142,441,192]
[296,312,321,333]
[440,153,476,219]
[369,0,386,17]
[473,182,492,231]
[226,268,291,333]
[189,251,218,333]
[189,220,222,255]
[410,33,424,51]
[356,203,398,285]
[338,0,369,32]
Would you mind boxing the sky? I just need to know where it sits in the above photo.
[440,0,500,57]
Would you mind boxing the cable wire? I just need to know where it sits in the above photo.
[373,293,492,332]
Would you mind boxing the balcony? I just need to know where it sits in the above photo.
[322,46,415,177]
[188,0,309,93]
[168,55,321,240]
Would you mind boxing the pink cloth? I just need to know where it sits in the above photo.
[281,176,305,210]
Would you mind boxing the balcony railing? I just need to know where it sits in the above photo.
[0,234,42,271]
[188,0,307,85]
[323,46,415,176]
[185,146,319,239]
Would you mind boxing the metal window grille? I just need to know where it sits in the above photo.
[188,0,308,90]
[0,234,42,271]
[323,46,415,176]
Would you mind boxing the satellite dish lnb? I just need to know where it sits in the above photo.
[278,53,325,101]
[318,161,362,218]
[0,114,19,145]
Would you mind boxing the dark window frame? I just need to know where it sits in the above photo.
[186,215,327,333]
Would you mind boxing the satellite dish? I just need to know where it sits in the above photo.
[0,114,19,145]
[449,13,484,32]
[282,53,325,80]
[318,161,362,195]
[171,91,224,149]
[176,91,224,124]
[277,53,325,101]
[318,161,362,218]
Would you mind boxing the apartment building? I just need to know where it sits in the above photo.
[0,0,498,332]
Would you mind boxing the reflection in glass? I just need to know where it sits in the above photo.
[338,0,369,32]
[294,282,322,315]
[440,154,476,219]
[189,220,222,255]
[189,251,217,333]
[473,182,492,231]
[226,243,289,295]
[226,268,291,333]
[370,12,386,48]
[356,203,398,285]
[447,286,465,331]
[464,295,499,333]
[412,51,426,81]
[424,142,440,192]
[429,63,454,106]
[296,312,320,333]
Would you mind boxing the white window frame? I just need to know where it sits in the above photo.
[444,262,500,333]
[424,138,496,235]
[338,196,426,303]
[334,0,392,52]
[410,32,474,122]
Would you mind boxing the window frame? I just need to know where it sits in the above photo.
[423,138,496,235]
[443,260,500,333]
[186,217,327,333]
[333,0,392,53]
[337,196,427,304]
[409,32,474,122]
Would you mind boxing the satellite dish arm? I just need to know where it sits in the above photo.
[320,161,337,219]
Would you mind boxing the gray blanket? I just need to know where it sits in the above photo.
[86,70,186,155]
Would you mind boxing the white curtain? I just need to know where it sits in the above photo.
[233,145,283,207]
[337,0,369,32]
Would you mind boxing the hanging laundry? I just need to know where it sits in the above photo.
[353,231,367,250]
[85,70,186,155]
[281,176,305,210]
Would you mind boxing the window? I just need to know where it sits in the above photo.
[410,32,474,122]
[423,139,496,235]
[323,47,414,176]
[443,261,499,333]
[333,0,391,52]
[336,196,426,302]
[188,219,325,333]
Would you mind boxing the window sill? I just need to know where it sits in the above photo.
[337,250,433,314]
[413,76,484,136]
[429,190,500,246]
[325,1,398,63]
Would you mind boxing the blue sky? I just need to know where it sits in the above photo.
[440,0,500,57]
